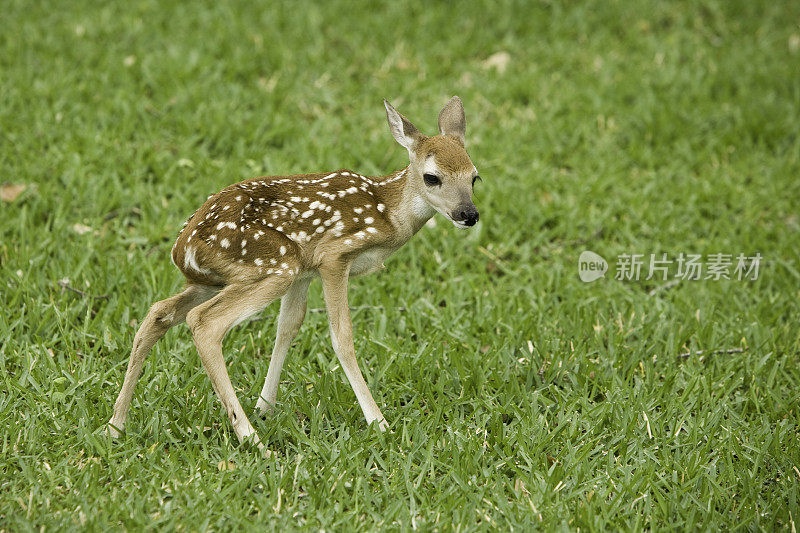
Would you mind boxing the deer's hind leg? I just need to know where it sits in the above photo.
[108,284,218,437]
[186,271,297,447]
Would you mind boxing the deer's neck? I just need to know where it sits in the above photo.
[372,166,435,245]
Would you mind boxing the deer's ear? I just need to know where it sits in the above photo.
[384,99,423,152]
[437,96,466,145]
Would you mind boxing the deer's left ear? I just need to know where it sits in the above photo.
[438,96,466,145]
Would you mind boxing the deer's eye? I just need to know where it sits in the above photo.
[423,173,441,186]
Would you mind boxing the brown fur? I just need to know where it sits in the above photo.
[170,169,407,286]
[418,135,474,174]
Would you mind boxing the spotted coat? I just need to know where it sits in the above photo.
[171,168,409,286]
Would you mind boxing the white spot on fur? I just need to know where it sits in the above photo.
[183,247,196,269]
[183,247,209,274]
[221,238,230,248]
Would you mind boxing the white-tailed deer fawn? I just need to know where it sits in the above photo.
[108,97,480,448]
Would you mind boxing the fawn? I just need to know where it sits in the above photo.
[107,97,481,448]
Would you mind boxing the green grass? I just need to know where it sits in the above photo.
[2,0,799,530]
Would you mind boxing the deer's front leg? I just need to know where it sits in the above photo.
[320,262,388,430]
[256,277,312,415]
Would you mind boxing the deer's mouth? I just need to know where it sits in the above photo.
[448,205,479,229]
[425,201,477,229]
[435,208,470,229]
[438,209,476,229]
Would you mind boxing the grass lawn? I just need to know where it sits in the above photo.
[2,0,799,529]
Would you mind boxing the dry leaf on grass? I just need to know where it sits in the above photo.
[1,183,27,202]
[482,51,511,73]
[72,223,93,235]
[217,460,236,472]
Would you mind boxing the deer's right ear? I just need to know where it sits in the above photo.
[384,99,422,152]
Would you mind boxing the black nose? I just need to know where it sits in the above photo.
[453,205,480,226]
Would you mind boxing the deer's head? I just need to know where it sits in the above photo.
[384,97,480,228]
